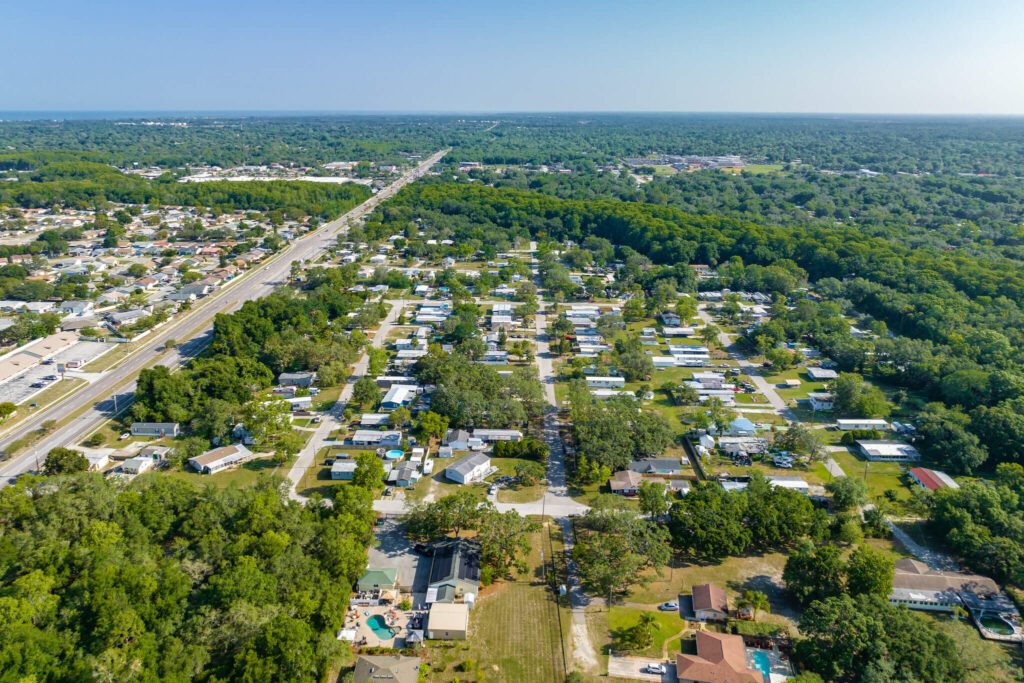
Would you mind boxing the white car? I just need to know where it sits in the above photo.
[643,663,667,674]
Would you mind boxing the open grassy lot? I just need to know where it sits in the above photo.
[159,455,294,489]
[742,164,785,174]
[422,528,567,682]
[606,607,687,658]
[927,615,1024,682]
[625,552,798,631]
[829,446,910,503]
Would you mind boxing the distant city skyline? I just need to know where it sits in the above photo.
[6,0,1024,114]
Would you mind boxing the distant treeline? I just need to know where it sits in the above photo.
[0,162,371,217]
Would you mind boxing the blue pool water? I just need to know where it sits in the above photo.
[367,615,394,639]
[753,650,771,680]
[384,449,404,460]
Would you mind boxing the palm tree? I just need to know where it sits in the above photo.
[633,612,658,650]
[737,590,771,622]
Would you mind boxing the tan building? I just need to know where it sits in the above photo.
[691,583,729,622]
[426,602,469,640]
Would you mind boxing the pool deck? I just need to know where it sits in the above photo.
[344,603,414,648]
[745,647,794,682]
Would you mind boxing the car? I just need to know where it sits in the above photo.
[643,663,667,674]
[30,382,45,389]
[118,432,131,440]
[658,601,679,611]
[42,358,55,365]
[43,375,58,381]
[488,486,497,495]
[382,487,393,496]
[28,403,38,408]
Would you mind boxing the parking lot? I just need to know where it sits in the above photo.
[607,655,675,682]
[0,340,113,405]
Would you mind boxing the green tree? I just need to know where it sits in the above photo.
[418,411,449,440]
[637,481,668,519]
[43,447,89,474]
[783,543,846,607]
[351,377,380,410]
[737,590,771,622]
[352,452,385,491]
[846,545,895,599]
[825,476,869,511]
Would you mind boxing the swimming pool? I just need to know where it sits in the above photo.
[980,613,1015,636]
[384,449,404,460]
[367,615,395,639]
[752,650,771,681]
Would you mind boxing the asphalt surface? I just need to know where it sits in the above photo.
[0,149,448,480]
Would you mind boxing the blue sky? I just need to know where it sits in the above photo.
[5,0,1024,113]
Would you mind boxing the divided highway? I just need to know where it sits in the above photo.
[0,149,449,480]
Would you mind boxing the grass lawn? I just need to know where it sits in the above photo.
[829,447,910,503]
[313,385,345,411]
[161,456,293,489]
[625,552,799,630]
[928,615,1024,682]
[490,457,545,504]
[606,606,686,658]
[742,164,785,174]
[423,528,567,682]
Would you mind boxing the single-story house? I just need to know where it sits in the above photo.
[587,376,626,389]
[837,418,889,431]
[359,413,391,427]
[609,469,643,496]
[388,462,420,487]
[675,631,762,683]
[351,430,402,446]
[130,422,180,438]
[628,458,685,476]
[909,467,959,492]
[725,417,757,437]
[445,453,491,484]
[136,445,173,462]
[808,392,834,411]
[767,476,810,495]
[381,384,419,411]
[376,375,416,387]
[188,444,254,474]
[122,456,155,475]
[357,568,399,593]
[443,429,483,451]
[716,437,769,456]
[59,300,94,317]
[283,396,312,412]
[806,367,838,381]
[331,461,357,480]
[857,440,921,462]
[691,583,729,622]
[472,429,523,443]
[426,538,481,604]
[278,371,317,387]
[85,452,109,471]
[889,558,998,613]
[426,602,469,640]
[354,655,420,683]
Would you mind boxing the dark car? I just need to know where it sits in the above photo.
[30,382,45,389]
[43,375,59,381]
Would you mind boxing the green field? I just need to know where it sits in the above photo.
[606,607,687,658]
[829,446,910,503]
[423,527,568,682]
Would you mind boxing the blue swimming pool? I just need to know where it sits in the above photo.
[384,449,404,460]
[752,650,771,681]
[367,614,394,639]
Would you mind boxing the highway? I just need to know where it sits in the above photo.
[0,148,449,480]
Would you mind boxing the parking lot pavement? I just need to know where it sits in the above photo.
[607,655,675,682]
[0,341,113,406]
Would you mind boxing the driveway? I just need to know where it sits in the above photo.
[366,518,432,604]
[607,655,675,682]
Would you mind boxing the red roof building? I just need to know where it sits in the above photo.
[908,467,959,492]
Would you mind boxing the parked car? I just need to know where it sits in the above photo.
[43,375,58,381]
[643,663,667,674]
[30,382,45,389]
[658,601,679,611]
[118,432,131,440]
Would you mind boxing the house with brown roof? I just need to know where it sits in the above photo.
[609,469,643,496]
[676,632,761,683]
[691,583,729,622]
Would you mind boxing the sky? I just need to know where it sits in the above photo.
[5,0,1024,114]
